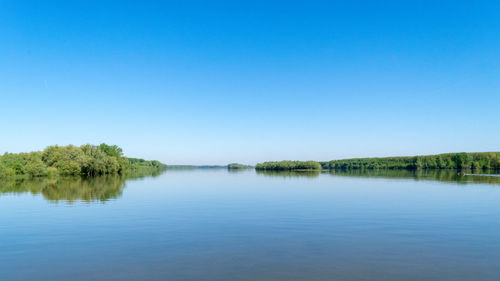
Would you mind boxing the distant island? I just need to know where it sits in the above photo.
[256,152,500,171]
[227,163,253,170]
[0,144,166,179]
[256,161,321,171]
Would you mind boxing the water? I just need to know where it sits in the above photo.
[1,169,500,281]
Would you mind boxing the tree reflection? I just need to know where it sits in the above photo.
[256,170,321,178]
[328,169,500,185]
[256,168,500,185]
[0,170,164,203]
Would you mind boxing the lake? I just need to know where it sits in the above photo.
[1,169,500,281]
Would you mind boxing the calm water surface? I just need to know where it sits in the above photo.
[1,169,500,281]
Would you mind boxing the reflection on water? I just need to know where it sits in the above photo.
[2,168,500,281]
[257,169,500,185]
[3,169,499,204]
[329,169,500,185]
[0,169,165,203]
[0,176,125,203]
[256,170,321,178]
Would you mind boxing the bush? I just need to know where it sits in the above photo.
[256,161,322,171]
[26,159,48,177]
[0,163,15,178]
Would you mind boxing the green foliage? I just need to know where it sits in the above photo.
[99,143,123,158]
[1,153,29,175]
[42,145,86,175]
[256,170,321,178]
[320,152,500,170]
[127,158,165,173]
[255,161,322,171]
[0,161,15,178]
[26,158,48,177]
[0,144,166,178]
[80,144,120,176]
[47,167,59,178]
[258,152,500,172]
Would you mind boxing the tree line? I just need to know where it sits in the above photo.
[255,161,322,171]
[0,144,166,178]
[320,152,500,170]
[255,152,500,171]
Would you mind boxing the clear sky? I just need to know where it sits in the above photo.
[1,1,499,165]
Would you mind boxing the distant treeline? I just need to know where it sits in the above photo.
[227,163,253,169]
[256,152,500,171]
[320,152,500,170]
[0,144,166,178]
[255,161,322,171]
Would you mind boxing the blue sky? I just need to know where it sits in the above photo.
[1,1,499,164]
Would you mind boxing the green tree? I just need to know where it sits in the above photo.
[26,158,48,177]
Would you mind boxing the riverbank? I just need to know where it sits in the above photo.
[256,152,500,171]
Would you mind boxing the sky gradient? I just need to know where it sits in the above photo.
[1,1,499,164]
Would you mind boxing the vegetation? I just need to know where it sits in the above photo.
[256,170,321,178]
[320,152,500,171]
[0,144,166,179]
[227,163,253,169]
[255,153,500,172]
[255,161,322,171]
